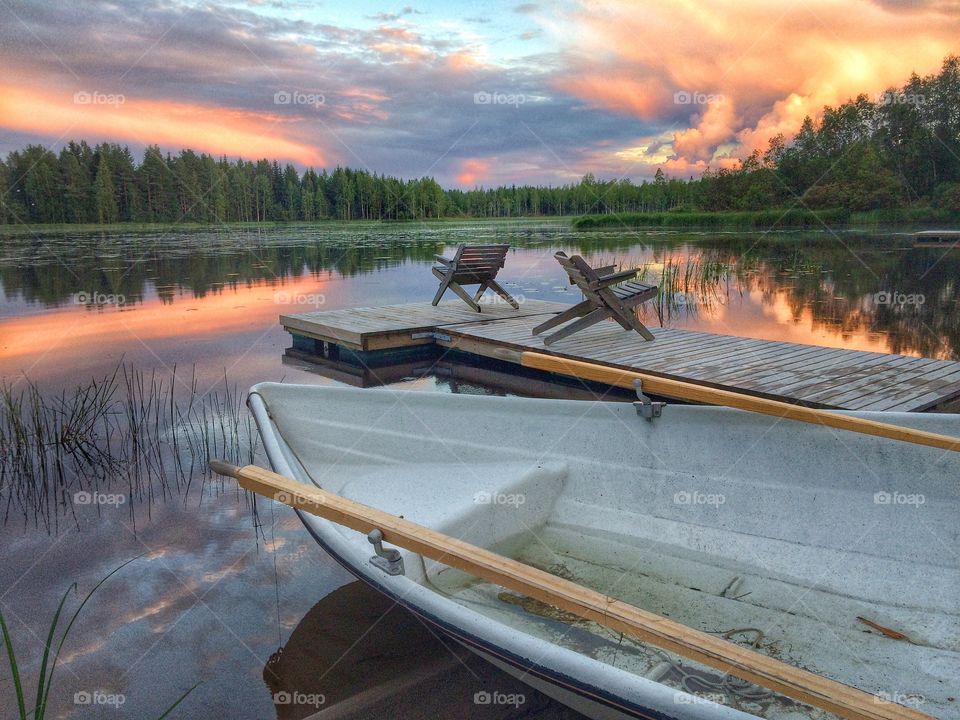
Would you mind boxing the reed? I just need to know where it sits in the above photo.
[0,363,260,529]
[572,207,851,230]
[593,252,756,322]
[0,557,199,720]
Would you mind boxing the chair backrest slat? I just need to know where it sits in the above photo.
[449,245,509,276]
[432,243,518,311]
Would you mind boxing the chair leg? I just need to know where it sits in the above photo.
[532,300,592,335]
[431,269,451,306]
[472,282,489,303]
[542,308,610,346]
[616,307,656,341]
[611,313,633,331]
[448,281,482,311]
[486,279,519,309]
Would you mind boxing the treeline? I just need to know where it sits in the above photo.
[0,55,957,226]
[0,142,697,225]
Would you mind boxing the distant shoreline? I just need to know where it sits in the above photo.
[572,207,960,230]
[0,209,957,236]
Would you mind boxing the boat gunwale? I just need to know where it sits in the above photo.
[247,385,759,720]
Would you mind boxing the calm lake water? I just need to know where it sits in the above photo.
[1,219,957,718]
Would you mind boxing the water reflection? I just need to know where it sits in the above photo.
[1,221,957,719]
[264,580,581,719]
[2,224,956,364]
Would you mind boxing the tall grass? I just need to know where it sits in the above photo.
[848,207,960,225]
[572,207,851,230]
[0,364,260,530]
[597,253,756,323]
[0,557,199,719]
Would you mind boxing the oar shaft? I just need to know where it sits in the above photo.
[521,351,960,453]
[212,460,933,720]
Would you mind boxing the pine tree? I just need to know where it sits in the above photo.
[95,155,119,224]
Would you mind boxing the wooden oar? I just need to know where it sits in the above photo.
[211,460,933,720]
[521,351,960,453]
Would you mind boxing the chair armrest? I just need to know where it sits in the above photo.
[595,264,617,276]
[434,255,453,265]
[595,268,639,286]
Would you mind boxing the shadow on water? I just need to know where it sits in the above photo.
[263,580,584,719]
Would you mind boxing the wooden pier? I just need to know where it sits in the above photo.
[281,300,960,412]
[914,229,960,248]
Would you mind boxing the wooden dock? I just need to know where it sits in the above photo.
[914,229,960,248]
[281,300,960,412]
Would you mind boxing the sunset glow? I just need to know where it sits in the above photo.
[1,0,956,185]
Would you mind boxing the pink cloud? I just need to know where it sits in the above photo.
[456,158,491,186]
[552,0,960,171]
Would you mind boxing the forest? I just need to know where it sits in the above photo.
[1,56,957,225]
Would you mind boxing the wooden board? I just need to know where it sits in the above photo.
[282,301,960,411]
[441,315,960,411]
[282,300,563,350]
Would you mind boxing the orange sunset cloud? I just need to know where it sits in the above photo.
[554,0,960,170]
[0,83,326,166]
[456,158,491,186]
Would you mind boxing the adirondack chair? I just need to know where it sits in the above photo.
[431,244,518,312]
[532,251,657,345]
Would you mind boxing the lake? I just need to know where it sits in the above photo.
[1,219,957,718]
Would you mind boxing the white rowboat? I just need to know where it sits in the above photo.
[247,383,960,720]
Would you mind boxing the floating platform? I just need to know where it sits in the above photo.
[914,229,960,248]
[281,300,960,412]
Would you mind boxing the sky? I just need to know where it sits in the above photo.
[0,0,958,188]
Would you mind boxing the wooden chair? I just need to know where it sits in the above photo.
[432,244,518,312]
[532,251,657,346]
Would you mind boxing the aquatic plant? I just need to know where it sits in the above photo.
[0,557,199,720]
[0,364,261,531]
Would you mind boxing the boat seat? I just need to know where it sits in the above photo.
[336,460,568,550]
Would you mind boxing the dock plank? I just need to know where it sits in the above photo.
[281,300,960,412]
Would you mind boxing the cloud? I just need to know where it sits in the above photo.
[553,0,960,173]
[0,0,957,186]
[672,100,738,164]
[0,83,326,165]
[456,158,491,186]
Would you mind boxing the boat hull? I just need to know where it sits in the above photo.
[248,383,959,720]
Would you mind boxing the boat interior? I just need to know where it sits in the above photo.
[253,383,960,719]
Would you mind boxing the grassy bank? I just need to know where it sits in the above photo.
[573,206,960,230]
[0,216,571,236]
